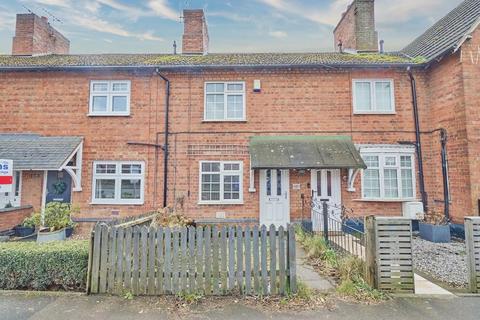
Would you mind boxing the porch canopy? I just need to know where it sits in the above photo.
[249,136,366,170]
[0,133,83,191]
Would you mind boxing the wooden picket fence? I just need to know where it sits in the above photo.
[86,224,297,296]
[465,217,480,293]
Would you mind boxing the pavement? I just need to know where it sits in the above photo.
[295,243,335,292]
[1,291,480,320]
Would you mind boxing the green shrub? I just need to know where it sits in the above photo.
[43,202,78,231]
[0,240,89,291]
[22,213,41,228]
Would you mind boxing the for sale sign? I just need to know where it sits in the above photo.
[0,159,13,193]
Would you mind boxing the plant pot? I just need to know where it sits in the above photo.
[36,228,66,243]
[419,222,451,243]
[65,226,74,238]
[14,225,35,237]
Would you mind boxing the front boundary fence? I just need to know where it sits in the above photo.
[465,217,480,293]
[87,224,297,296]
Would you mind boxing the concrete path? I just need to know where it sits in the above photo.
[414,274,453,295]
[0,291,479,320]
[295,243,335,292]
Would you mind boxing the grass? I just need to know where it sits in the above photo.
[295,226,387,303]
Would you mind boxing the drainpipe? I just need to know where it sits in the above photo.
[439,128,450,221]
[155,68,170,208]
[407,67,428,212]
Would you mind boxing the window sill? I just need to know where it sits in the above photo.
[353,198,418,203]
[90,201,144,205]
[202,120,247,123]
[353,112,396,115]
[198,201,244,206]
[88,113,131,117]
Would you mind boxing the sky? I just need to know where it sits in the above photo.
[0,0,466,54]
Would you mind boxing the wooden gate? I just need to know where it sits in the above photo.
[87,224,297,296]
[365,216,414,293]
[465,217,480,293]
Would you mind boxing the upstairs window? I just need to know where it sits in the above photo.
[89,80,131,116]
[204,82,245,121]
[199,161,243,204]
[92,161,144,204]
[353,79,395,114]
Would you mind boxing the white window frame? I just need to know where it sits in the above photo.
[91,161,144,205]
[360,146,416,201]
[89,80,131,116]
[204,81,246,121]
[198,161,244,205]
[352,79,395,114]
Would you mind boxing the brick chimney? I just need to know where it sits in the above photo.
[333,0,378,53]
[182,9,209,55]
[12,13,70,56]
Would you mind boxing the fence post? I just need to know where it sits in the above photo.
[322,200,329,244]
[287,224,297,293]
[465,217,478,293]
[364,215,377,289]
[86,225,96,294]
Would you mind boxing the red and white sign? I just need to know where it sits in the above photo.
[0,159,13,193]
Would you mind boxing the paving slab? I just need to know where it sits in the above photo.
[295,243,335,292]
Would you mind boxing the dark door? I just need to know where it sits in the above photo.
[46,170,72,204]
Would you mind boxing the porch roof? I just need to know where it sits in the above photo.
[0,133,83,170]
[249,136,366,170]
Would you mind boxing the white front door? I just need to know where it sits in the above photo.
[0,171,21,209]
[260,169,290,227]
[311,169,342,231]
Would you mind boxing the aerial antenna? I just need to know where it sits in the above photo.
[41,7,63,24]
[22,5,34,14]
[178,0,191,22]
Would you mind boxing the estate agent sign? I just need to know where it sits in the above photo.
[0,159,13,193]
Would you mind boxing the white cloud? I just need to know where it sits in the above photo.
[147,0,179,21]
[269,30,287,38]
[209,11,253,22]
[29,0,71,7]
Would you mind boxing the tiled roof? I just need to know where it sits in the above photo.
[0,133,83,170]
[0,52,414,70]
[402,0,480,62]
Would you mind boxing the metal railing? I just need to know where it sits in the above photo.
[310,198,365,259]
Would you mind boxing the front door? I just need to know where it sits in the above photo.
[46,170,72,204]
[311,169,342,231]
[260,169,290,227]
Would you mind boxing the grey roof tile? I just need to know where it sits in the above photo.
[402,0,480,61]
[0,133,83,170]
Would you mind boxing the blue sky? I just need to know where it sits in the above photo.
[0,0,465,54]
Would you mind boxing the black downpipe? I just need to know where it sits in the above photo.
[440,129,450,221]
[155,69,170,208]
[407,68,428,212]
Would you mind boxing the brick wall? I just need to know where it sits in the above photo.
[0,206,34,231]
[182,9,209,54]
[334,0,378,52]
[12,14,69,56]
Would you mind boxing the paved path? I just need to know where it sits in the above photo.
[0,292,479,320]
[295,243,335,292]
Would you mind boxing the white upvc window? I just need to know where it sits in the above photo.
[353,79,395,114]
[361,147,415,201]
[204,82,246,121]
[89,80,131,116]
[199,161,243,204]
[92,161,144,204]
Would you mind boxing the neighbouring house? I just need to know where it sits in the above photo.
[0,0,479,233]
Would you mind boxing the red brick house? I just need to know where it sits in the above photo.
[1,0,479,233]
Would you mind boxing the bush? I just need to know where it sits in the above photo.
[22,213,41,228]
[44,202,77,231]
[0,240,89,291]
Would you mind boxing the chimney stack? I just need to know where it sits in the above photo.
[12,13,70,56]
[182,9,209,55]
[333,0,378,53]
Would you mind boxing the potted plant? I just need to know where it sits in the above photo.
[419,208,451,243]
[37,202,76,243]
[14,213,41,237]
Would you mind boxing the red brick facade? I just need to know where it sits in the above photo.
[182,9,209,55]
[0,206,33,231]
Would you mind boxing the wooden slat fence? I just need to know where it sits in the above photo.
[465,217,480,293]
[87,224,297,296]
[365,216,414,294]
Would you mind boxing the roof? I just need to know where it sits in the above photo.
[0,52,414,70]
[0,134,83,170]
[249,136,366,170]
[402,0,480,62]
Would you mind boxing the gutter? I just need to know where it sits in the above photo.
[154,68,170,208]
[407,67,428,213]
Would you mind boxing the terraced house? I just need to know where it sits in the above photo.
[1,0,480,234]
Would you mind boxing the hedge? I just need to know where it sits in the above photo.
[0,240,89,291]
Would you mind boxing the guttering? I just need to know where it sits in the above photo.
[154,68,170,208]
[407,67,428,212]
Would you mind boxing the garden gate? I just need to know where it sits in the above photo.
[465,217,480,293]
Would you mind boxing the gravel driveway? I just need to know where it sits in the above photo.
[412,237,468,288]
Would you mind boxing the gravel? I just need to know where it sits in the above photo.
[412,237,468,287]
